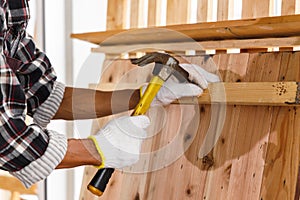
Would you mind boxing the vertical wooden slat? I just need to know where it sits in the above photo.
[228,0,238,20]
[130,0,147,28]
[242,0,270,18]
[130,0,140,28]
[166,0,189,25]
[281,0,296,15]
[295,166,300,200]
[148,0,158,26]
[197,0,209,22]
[106,0,126,30]
[217,0,229,20]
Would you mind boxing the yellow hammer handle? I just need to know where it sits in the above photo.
[132,76,164,116]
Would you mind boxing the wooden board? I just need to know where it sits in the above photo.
[197,0,209,22]
[281,0,297,15]
[166,0,189,25]
[71,15,300,46]
[147,0,158,26]
[106,0,126,30]
[0,176,37,195]
[95,81,300,106]
[242,0,270,18]
[91,36,300,55]
[217,0,230,20]
[194,82,299,106]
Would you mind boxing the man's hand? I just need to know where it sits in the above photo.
[89,115,150,169]
[143,63,220,106]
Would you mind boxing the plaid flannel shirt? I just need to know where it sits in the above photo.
[0,0,67,187]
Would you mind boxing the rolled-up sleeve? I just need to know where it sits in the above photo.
[14,33,65,128]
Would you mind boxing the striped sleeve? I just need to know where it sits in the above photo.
[32,81,65,128]
[10,129,67,188]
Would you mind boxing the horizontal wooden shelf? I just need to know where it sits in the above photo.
[95,82,300,106]
[91,36,300,54]
[71,15,300,46]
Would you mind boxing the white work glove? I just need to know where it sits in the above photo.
[89,115,150,169]
[143,63,221,106]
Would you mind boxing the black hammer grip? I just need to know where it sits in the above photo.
[87,168,115,196]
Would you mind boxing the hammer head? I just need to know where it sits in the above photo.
[131,52,189,82]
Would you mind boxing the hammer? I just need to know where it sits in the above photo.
[87,52,190,196]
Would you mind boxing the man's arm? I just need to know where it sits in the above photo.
[53,87,141,120]
[53,87,141,169]
[56,139,101,169]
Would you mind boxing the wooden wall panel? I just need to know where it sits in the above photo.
[197,0,209,22]
[80,52,300,200]
[147,0,158,26]
[167,0,189,24]
[217,0,229,20]
[106,0,126,30]
[281,0,296,15]
[130,0,147,28]
[242,0,270,18]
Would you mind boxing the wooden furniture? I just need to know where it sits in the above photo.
[0,175,37,200]
[72,1,300,199]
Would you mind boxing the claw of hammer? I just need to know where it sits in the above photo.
[131,52,189,83]
[131,52,179,67]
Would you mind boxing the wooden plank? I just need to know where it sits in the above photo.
[130,0,139,28]
[91,36,300,54]
[242,0,270,18]
[295,166,300,200]
[0,176,37,195]
[197,82,299,106]
[197,0,209,22]
[106,0,126,30]
[217,0,229,20]
[166,0,189,25]
[71,15,300,46]
[130,0,146,28]
[147,0,158,26]
[281,0,296,15]
[95,82,300,106]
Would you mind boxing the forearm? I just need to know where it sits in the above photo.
[53,87,140,120]
[56,138,101,169]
